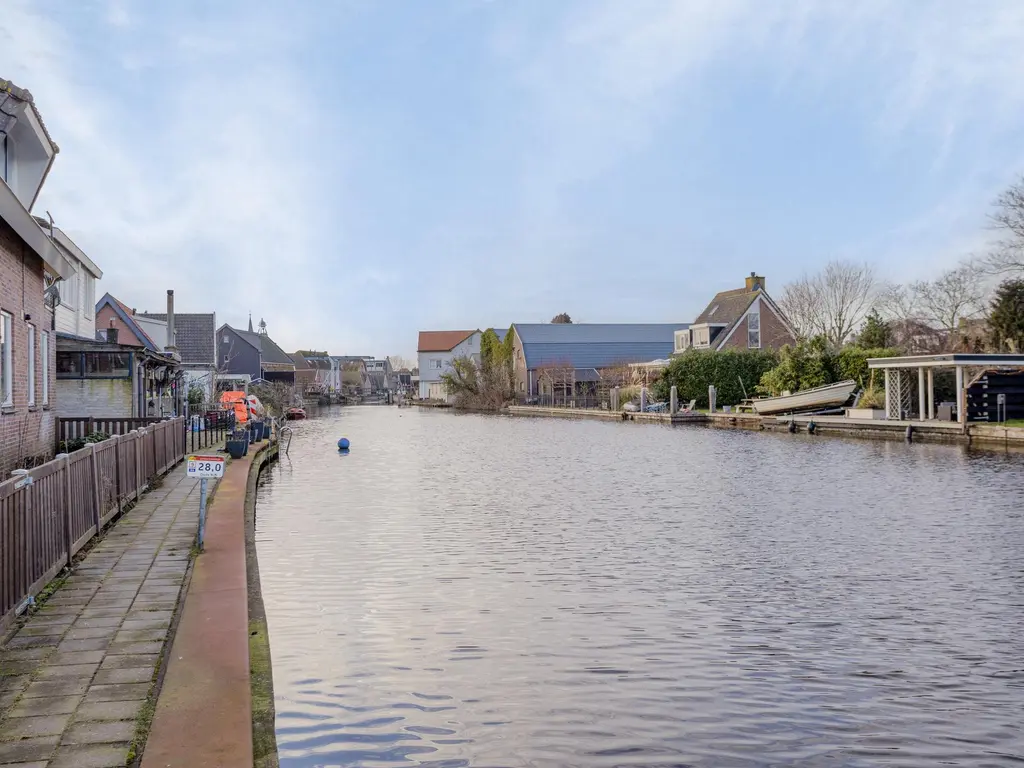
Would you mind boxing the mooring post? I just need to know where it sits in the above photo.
[670,386,678,415]
[709,385,717,414]
[640,387,648,413]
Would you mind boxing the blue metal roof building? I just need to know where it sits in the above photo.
[512,323,688,394]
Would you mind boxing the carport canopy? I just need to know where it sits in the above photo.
[867,353,1024,424]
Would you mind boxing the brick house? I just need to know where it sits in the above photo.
[0,78,76,472]
[673,272,796,354]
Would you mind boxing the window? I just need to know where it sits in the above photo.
[27,323,35,406]
[83,274,96,319]
[84,352,130,378]
[747,310,761,349]
[57,352,83,378]
[430,358,443,370]
[0,312,11,407]
[40,331,49,405]
[224,354,230,364]
[223,335,230,344]
[59,267,79,309]
[675,329,691,352]
[693,326,710,348]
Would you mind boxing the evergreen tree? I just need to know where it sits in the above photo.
[856,309,892,349]
[989,279,1024,352]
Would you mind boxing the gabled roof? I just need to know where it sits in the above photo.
[32,218,103,279]
[418,330,476,352]
[223,325,295,367]
[694,287,757,326]
[689,278,796,351]
[289,353,313,370]
[96,293,160,352]
[138,312,216,366]
[512,323,687,369]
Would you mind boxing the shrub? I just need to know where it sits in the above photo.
[652,349,779,408]
[758,338,902,396]
[59,431,110,454]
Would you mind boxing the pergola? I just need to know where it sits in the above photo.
[867,353,1024,424]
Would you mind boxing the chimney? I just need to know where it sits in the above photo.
[745,272,765,292]
[106,317,119,344]
[165,290,176,352]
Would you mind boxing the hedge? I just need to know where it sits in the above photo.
[757,338,902,396]
[652,349,779,408]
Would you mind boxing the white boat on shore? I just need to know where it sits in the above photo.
[750,379,858,416]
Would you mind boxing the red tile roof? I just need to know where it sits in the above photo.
[417,330,476,352]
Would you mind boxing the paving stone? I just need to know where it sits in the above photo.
[0,660,38,676]
[21,679,89,699]
[93,667,153,685]
[112,629,164,644]
[0,736,58,763]
[7,694,82,717]
[70,616,123,629]
[62,719,135,744]
[56,638,111,653]
[97,654,158,671]
[0,674,29,694]
[4,635,61,650]
[0,712,72,739]
[49,743,130,768]
[0,647,52,662]
[34,605,81,616]
[76,607,128,620]
[119,617,170,632]
[81,683,149,703]
[106,641,162,656]
[47,650,106,666]
[74,699,144,722]
[62,627,117,642]
[35,662,100,679]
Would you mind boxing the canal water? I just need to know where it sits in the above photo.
[255,407,1024,767]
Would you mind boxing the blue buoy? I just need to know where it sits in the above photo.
[337,437,350,450]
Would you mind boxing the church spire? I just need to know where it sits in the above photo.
[248,313,253,333]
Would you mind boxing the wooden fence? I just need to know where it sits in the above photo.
[1,417,186,634]
[55,417,168,452]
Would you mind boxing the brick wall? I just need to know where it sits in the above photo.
[0,218,57,474]
[55,378,134,419]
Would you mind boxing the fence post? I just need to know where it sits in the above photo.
[90,443,102,530]
[131,429,142,496]
[112,435,122,514]
[56,454,72,566]
[86,416,94,436]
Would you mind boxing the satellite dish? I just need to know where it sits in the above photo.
[44,284,61,310]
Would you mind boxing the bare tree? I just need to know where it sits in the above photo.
[387,355,414,371]
[988,175,1024,275]
[779,260,878,348]
[911,261,987,344]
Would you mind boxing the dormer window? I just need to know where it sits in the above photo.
[0,80,59,210]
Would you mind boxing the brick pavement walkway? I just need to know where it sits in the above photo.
[0,467,216,768]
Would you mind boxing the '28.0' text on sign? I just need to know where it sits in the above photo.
[186,456,225,478]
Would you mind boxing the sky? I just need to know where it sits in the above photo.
[2,1,1023,359]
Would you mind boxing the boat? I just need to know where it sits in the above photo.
[285,407,307,420]
[750,380,858,416]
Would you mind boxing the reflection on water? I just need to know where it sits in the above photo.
[255,407,1024,767]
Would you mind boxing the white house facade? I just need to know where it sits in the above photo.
[417,330,480,401]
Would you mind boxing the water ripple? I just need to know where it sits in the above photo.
[255,407,1024,767]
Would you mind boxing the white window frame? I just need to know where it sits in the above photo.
[27,322,35,406]
[747,309,761,349]
[430,358,443,370]
[41,330,49,406]
[59,267,79,310]
[83,273,96,319]
[0,312,12,407]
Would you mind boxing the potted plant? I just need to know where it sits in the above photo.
[227,428,250,459]
[847,373,887,420]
